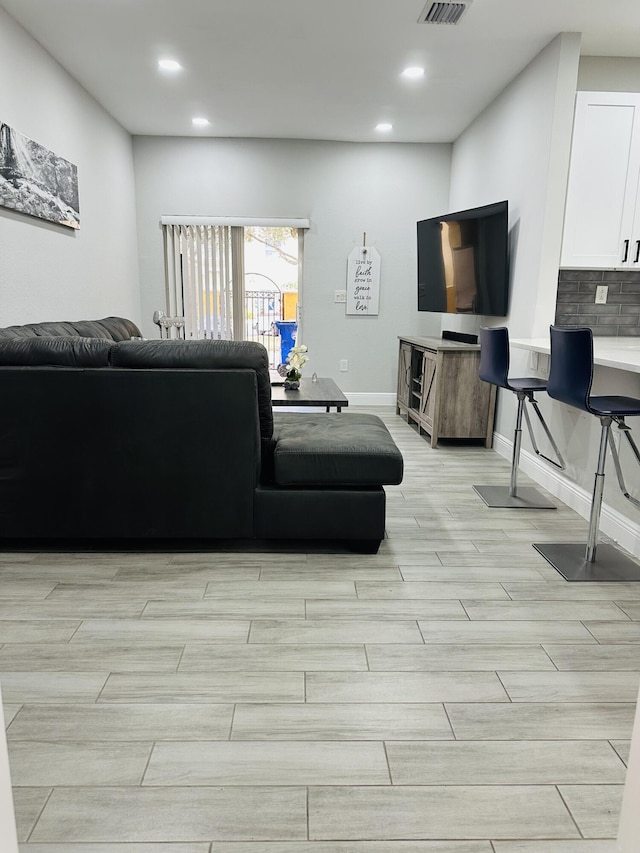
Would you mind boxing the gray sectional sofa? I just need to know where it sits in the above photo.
[0,317,403,552]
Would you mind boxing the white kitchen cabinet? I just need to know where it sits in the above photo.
[561,92,640,269]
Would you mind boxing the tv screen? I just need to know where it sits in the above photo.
[417,200,509,317]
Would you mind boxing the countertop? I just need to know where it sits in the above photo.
[399,335,480,351]
[511,336,640,375]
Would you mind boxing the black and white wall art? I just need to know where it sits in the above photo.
[0,122,80,229]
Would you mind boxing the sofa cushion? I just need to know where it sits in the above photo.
[272,412,404,486]
[110,338,273,440]
[0,316,141,341]
[0,336,112,367]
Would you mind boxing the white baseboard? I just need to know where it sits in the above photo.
[345,392,397,407]
[493,432,640,559]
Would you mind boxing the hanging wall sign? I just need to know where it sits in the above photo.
[346,244,380,315]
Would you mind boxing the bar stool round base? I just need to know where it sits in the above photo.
[473,485,556,509]
[533,542,640,582]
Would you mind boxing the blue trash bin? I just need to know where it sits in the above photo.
[275,321,298,365]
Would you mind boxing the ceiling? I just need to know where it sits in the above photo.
[2,0,640,143]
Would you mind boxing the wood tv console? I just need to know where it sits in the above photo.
[396,335,496,448]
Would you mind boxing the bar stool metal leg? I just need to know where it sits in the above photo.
[608,418,640,511]
[522,398,566,471]
[534,415,640,581]
[585,417,610,562]
[533,325,640,581]
[474,391,558,509]
[474,326,564,510]
[509,392,524,497]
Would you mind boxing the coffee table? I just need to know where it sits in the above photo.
[271,377,348,412]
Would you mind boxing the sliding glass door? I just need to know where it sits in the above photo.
[162,221,303,367]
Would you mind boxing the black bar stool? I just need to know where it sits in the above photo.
[534,325,640,581]
[473,326,565,509]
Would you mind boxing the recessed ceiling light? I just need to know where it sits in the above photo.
[192,117,210,127]
[376,123,393,132]
[402,66,425,79]
[158,59,182,72]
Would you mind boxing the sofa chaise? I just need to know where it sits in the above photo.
[0,317,403,552]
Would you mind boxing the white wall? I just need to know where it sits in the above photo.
[0,8,140,326]
[449,33,580,343]
[448,33,580,441]
[579,56,640,92]
[133,136,450,393]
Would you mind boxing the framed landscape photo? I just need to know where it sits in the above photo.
[0,122,80,229]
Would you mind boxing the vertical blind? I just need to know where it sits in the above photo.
[162,223,236,340]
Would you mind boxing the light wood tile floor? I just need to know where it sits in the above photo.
[2,408,638,851]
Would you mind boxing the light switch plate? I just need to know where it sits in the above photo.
[334,290,347,303]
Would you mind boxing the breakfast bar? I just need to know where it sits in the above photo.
[511,336,640,375]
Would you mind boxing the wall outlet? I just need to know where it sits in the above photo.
[530,351,539,370]
[334,290,347,303]
[538,353,550,373]
[340,359,348,371]
[595,285,608,304]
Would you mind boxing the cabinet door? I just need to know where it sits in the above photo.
[419,350,438,430]
[630,168,640,271]
[561,92,640,269]
[397,342,411,408]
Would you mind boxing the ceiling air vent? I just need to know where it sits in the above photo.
[418,0,473,25]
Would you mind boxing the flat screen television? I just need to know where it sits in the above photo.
[417,200,509,317]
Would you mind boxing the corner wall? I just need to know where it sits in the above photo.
[448,33,580,446]
[0,8,140,326]
[133,136,451,393]
[449,33,581,343]
[449,34,640,559]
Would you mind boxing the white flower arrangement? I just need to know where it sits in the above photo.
[285,343,309,381]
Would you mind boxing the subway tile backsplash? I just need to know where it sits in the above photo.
[555,269,640,336]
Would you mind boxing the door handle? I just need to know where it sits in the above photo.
[635,240,640,263]
[622,239,630,263]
